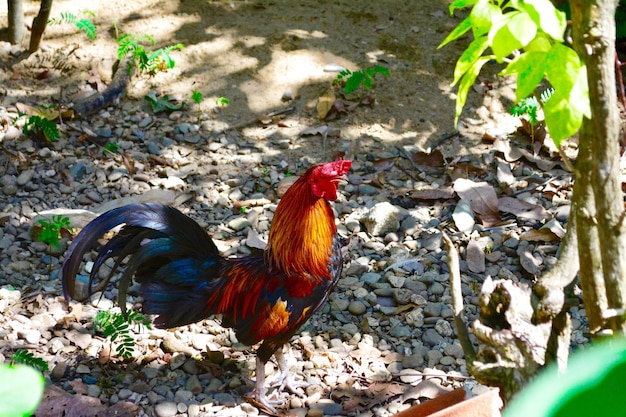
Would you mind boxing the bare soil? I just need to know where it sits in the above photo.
[1,0,520,165]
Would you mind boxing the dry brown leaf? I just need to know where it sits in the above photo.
[373,157,396,172]
[36,385,139,417]
[412,149,445,167]
[493,138,523,162]
[496,159,515,185]
[410,187,455,201]
[540,218,566,239]
[453,178,501,225]
[317,90,336,119]
[453,199,475,235]
[517,148,561,171]
[448,162,487,181]
[519,228,561,242]
[466,239,486,273]
[498,196,550,221]
[517,243,542,274]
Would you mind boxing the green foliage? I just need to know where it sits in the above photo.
[49,10,96,40]
[144,91,185,113]
[192,90,204,122]
[37,215,72,248]
[510,88,554,125]
[215,96,230,107]
[191,90,203,105]
[22,115,60,142]
[334,65,390,94]
[504,338,626,417]
[116,33,184,74]
[439,0,590,146]
[103,142,120,155]
[94,310,152,360]
[0,363,44,417]
[11,350,49,373]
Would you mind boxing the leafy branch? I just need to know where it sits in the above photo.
[49,10,96,40]
[11,350,49,373]
[438,0,590,146]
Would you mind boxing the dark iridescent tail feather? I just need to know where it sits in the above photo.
[62,203,224,327]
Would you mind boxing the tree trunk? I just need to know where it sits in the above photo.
[29,0,54,53]
[8,0,25,45]
[571,0,626,335]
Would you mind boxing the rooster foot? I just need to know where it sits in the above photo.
[243,356,286,416]
[271,348,308,397]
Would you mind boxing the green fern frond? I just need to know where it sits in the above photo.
[11,350,49,373]
[76,19,96,40]
[94,310,152,360]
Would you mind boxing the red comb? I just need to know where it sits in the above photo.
[319,159,352,176]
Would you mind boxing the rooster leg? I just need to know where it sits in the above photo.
[245,356,280,415]
[272,348,307,397]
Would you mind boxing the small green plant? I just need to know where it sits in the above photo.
[192,90,203,122]
[49,11,96,40]
[94,310,152,360]
[37,215,72,248]
[510,88,555,126]
[21,114,60,142]
[11,350,49,373]
[144,91,185,113]
[334,65,390,94]
[215,96,230,107]
[510,87,555,144]
[239,206,248,214]
[116,32,184,74]
[103,141,120,155]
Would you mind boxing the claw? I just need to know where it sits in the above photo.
[243,356,283,416]
[272,348,308,397]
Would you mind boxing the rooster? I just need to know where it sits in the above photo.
[62,159,352,412]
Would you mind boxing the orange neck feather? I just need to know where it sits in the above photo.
[267,176,336,280]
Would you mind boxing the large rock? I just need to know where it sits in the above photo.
[361,202,404,237]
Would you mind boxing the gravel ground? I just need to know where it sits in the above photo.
[0,92,588,417]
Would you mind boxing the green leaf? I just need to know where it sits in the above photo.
[76,19,96,40]
[543,87,586,146]
[191,90,203,105]
[455,56,492,126]
[448,0,478,15]
[452,35,489,86]
[521,0,566,41]
[372,65,390,77]
[438,15,472,49]
[11,350,49,373]
[504,338,626,417]
[545,43,585,94]
[470,0,502,37]
[500,50,548,102]
[524,32,553,53]
[490,12,537,62]
[144,91,184,113]
[344,71,366,94]
[0,364,44,417]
